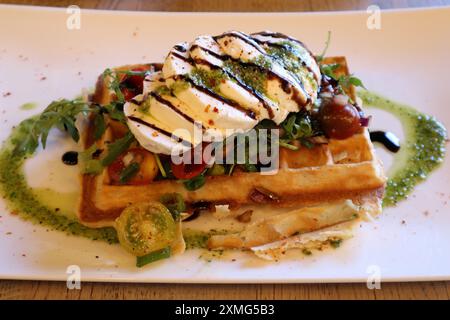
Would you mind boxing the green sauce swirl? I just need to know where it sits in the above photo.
[0,118,118,243]
[359,91,447,207]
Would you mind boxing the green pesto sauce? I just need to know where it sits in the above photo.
[222,60,268,96]
[183,228,229,249]
[170,80,190,95]
[20,102,38,111]
[359,90,447,207]
[265,42,317,92]
[0,118,118,244]
[153,85,171,96]
[189,67,227,94]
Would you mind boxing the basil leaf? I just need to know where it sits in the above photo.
[119,162,140,184]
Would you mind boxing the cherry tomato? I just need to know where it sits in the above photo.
[120,87,137,102]
[126,66,149,92]
[108,148,158,185]
[318,96,362,139]
[115,202,176,256]
[170,143,211,180]
[119,66,150,101]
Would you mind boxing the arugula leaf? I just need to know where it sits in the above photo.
[183,173,206,191]
[102,68,124,103]
[102,104,126,123]
[320,63,340,79]
[13,118,39,156]
[116,69,148,77]
[119,162,140,184]
[338,75,366,90]
[281,113,314,140]
[79,144,103,174]
[320,63,366,91]
[279,140,299,151]
[13,99,91,156]
[101,131,135,167]
[278,112,319,151]
[93,112,106,141]
[82,132,136,176]
[101,68,130,124]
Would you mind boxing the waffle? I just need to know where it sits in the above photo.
[78,57,386,242]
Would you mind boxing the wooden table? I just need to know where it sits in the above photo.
[0,0,449,300]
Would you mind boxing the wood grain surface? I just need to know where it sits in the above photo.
[0,0,449,300]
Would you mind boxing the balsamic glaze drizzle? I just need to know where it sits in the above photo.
[62,151,79,165]
[369,131,401,153]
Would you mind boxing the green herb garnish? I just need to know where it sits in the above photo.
[279,112,317,149]
[101,131,135,167]
[160,193,185,221]
[93,112,106,141]
[320,63,340,79]
[102,104,126,123]
[102,68,125,103]
[136,247,171,268]
[13,99,91,156]
[183,173,206,191]
[320,63,366,92]
[252,55,273,69]
[119,162,140,184]
[154,153,167,178]
[79,144,103,174]
[338,75,366,90]
[189,67,227,94]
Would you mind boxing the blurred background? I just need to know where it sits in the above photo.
[0,0,449,12]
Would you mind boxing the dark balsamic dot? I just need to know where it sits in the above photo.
[62,151,78,165]
[369,131,401,153]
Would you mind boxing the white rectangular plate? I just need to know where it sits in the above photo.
[0,5,449,283]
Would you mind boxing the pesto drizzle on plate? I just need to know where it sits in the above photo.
[0,117,118,243]
[359,90,447,207]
